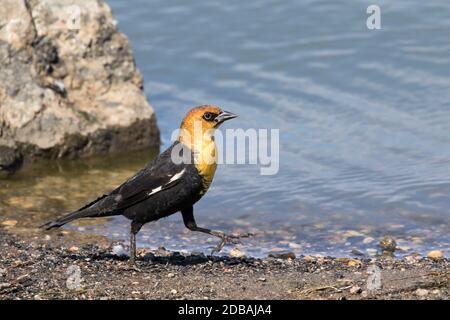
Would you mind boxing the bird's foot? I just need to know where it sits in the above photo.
[120,260,142,272]
[210,231,254,255]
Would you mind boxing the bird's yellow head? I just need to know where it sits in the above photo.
[180,105,237,132]
[178,105,237,147]
[178,105,237,193]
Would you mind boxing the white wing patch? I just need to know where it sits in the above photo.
[147,168,186,196]
[169,168,186,183]
[147,186,162,196]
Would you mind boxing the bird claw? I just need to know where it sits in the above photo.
[210,232,254,255]
[121,260,142,272]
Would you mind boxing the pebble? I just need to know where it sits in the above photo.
[347,259,362,267]
[432,289,441,295]
[415,289,429,297]
[112,244,128,258]
[380,236,397,252]
[171,289,178,295]
[258,277,266,282]
[405,254,421,264]
[68,246,79,253]
[0,282,11,289]
[167,273,175,278]
[427,250,443,261]
[349,286,362,294]
[268,251,296,260]
[0,268,6,277]
[1,220,17,227]
[229,247,246,258]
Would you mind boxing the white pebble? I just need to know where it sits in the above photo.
[112,244,129,257]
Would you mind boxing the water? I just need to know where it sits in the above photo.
[1,0,449,257]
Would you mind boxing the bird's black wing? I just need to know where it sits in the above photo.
[111,142,189,211]
[41,142,192,230]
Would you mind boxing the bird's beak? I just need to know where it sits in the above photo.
[214,110,238,125]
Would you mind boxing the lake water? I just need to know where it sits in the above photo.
[1,0,449,257]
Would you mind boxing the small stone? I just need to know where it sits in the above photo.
[68,246,79,253]
[167,273,175,278]
[268,251,296,260]
[347,259,362,267]
[13,274,29,285]
[229,247,246,258]
[1,220,17,227]
[415,289,429,297]
[405,254,421,264]
[0,283,11,289]
[432,289,441,295]
[112,244,128,258]
[427,250,443,261]
[171,289,178,295]
[350,286,362,294]
[380,236,396,252]
[258,277,266,282]
[0,268,6,277]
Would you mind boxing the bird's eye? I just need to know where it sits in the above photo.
[203,112,213,121]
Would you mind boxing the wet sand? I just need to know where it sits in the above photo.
[0,229,448,300]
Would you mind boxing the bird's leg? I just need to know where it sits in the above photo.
[181,207,253,254]
[128,221,143,270]
[130,232,136,264]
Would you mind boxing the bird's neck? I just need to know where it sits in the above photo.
[179,129,218,193]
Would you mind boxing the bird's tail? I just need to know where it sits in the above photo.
[41,195,117,230]
[41,208,96,230]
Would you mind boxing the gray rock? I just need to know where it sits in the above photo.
[0,0,160,174]
[0,145,23,175]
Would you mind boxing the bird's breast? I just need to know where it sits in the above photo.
[193,141,217,195]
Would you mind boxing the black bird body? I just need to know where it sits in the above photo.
[119,142,204,224]
[43,105,249,265]
[44,142,203,229]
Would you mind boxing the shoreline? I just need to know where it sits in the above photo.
[0,229,448,300]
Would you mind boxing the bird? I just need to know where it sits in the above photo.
[42,105,251,266]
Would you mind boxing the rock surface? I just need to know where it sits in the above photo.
[0,0,159,173]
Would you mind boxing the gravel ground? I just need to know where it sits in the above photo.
[0,230,448,300]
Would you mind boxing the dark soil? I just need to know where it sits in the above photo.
[0,229,448,300]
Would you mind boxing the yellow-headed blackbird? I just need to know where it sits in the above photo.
[43,105,250,264]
